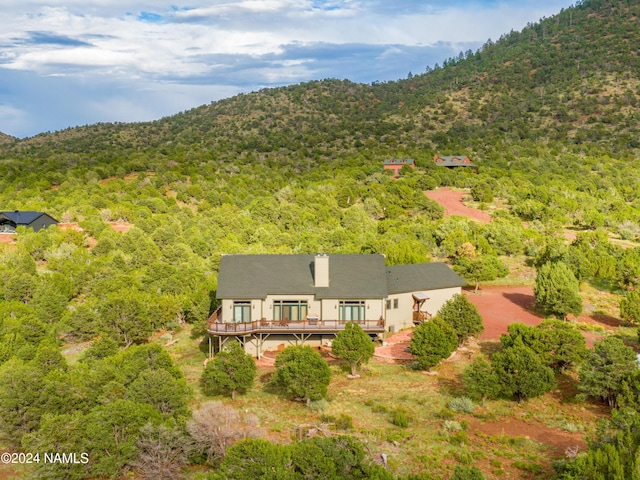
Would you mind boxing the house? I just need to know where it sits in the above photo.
[434,155,475,168]
[207,254,466,358]
[383,158,415,178]
[0,211,59,233]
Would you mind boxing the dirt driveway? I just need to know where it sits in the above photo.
[424,188,492,222]
[464,286,543,341]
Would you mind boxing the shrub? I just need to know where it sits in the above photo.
[335,414,354,431]
[447,397,476,414]
[391,408,411,428]
[443,420,463,432]
[308,399,329,412]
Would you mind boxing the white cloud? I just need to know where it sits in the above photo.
[0,0,573,137]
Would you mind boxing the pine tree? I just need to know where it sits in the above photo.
[331,322,375,376]
[200,341,256,400]
[534,261,582,319]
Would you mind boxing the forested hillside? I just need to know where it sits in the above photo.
[1,0,640,478]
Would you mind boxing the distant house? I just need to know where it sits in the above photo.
[0,211,59,233]
[434,155,475,168]
[207,254,466,358]
[384,158,415,178]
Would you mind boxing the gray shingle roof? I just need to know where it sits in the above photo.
[0,211,48,224]
[386,262,466,294]
[216,254,389,300]
[217,255,465,300]
[383,158,415,166]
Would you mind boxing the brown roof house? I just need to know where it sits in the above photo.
[0,211,58,233]
[434,155,476,168]
[383,158,415,178]
[207,254,466,358]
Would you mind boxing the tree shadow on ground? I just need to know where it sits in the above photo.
[588,314,623,328]
[478,341,502,358]
[436,375,467,397]
[502,292,538,312]
[551,372,582,404]
[197,337,209,356]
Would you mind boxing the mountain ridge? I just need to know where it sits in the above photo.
[0,0,638,166]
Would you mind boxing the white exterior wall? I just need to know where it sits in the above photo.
[385,292,415,332]
[219,296,384,323]
[263,294,319,321]
[426,287,462,314]
[384,287,462,333]
[219,299,262,323]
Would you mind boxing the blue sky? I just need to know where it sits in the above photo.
[0,0,572,138]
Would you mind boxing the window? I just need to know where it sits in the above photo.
[339,301,365,321]
[393,299,399,309]
[386,300,391,310]
[273,300,308,322]
[233,302,251,323]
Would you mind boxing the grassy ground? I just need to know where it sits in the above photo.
[166,323,607,480]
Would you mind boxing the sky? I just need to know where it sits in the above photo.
[0,0,573,139]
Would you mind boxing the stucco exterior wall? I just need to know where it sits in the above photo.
[219,296,384,323]
[384,287,462,332]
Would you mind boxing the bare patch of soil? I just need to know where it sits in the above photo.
[57,223,84,232]
[108,222,133,232]
[465,286,617,347]
[0,234,14,244]
[470,417,587,458]
[424,188,492,222]
[464,286,543,341]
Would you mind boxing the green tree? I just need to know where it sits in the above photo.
[501,321,588,373]
[200,341,257,400]
[437,294,484,346]
[534,261,582,319]
[491,343,555,402]
[219,438,292,480]
[536,319,588,372]
[272,345,331,405]
[454,255,508,293]
[409,317,458,370]
[579,336,639,408]
[99,289,153,347]
[0,358,45,444]
[126,368,191,418]
[82,400,163,478]
[620,290,640,325]
[462,357,500,406]
[331,322,375,376]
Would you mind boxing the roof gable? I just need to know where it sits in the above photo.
[0,211,59,225]
[217,255,465,301]
[434,155,475,167]
[217,254,388,300]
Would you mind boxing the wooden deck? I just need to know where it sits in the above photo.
[207,308,385,336]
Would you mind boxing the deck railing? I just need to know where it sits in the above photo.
[207,316,385,335]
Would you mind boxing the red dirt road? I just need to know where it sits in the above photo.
[464,286,543,341]
[424,188,492,222]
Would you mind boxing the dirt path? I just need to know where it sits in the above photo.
[424,188,492,222]
[375,329,414,361]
